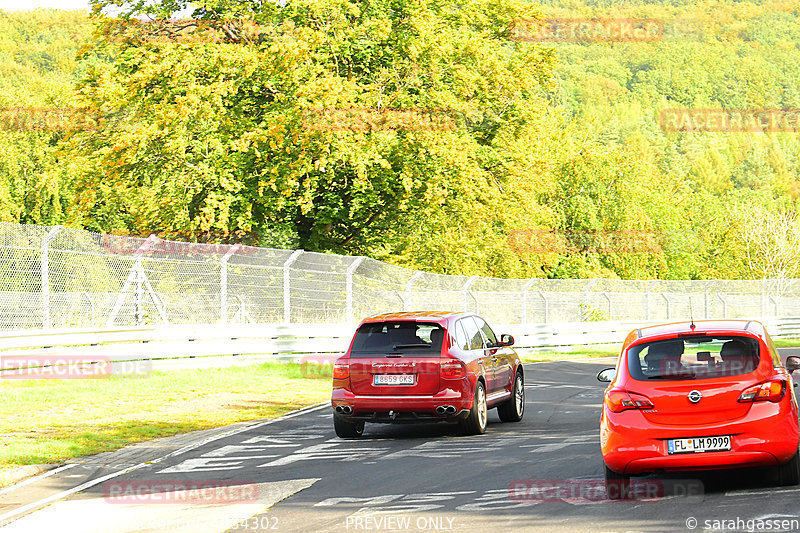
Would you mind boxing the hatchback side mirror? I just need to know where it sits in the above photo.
[786,356,800,373]
[597,368,616,382]
[499,334,515,347]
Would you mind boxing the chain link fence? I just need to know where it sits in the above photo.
[0,222,797,331]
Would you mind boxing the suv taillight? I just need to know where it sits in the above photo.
[605,390,654,413]
[333,361,350,380]
[440,360,465,379]
[739,380,786,403]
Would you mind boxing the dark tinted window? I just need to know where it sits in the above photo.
[461,317,484,350]
[627,336,760,381]
[350,322,445,357]
[454,321,469,351]
[474,316,498,347]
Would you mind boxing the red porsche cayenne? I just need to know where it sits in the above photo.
[598,319,800,498]
[331,311,525,438]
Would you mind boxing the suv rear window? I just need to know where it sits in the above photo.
[350,322,445,357]
[627,335,760,381]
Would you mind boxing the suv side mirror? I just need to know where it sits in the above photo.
[597,368,616,382]
[499,334,514,347]
[786,356,800,373]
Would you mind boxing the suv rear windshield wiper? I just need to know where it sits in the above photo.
[393,343,431,350]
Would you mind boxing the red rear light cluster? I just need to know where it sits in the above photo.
[440,360,465,379]
[739,380,786,403]
[333,361,350,380]
[605,390,654,413]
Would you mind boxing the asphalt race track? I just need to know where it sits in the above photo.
[3,355,800,533]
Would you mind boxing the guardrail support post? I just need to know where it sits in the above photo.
[462,275,479,312]
[41,225,64,329]
[282,250,303,324]
[602,291,612,320]
[404,271,424,312]
[220,244,242,324]
[346,256,366,324]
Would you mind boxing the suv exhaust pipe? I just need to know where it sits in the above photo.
[436,405,457,415]
[335,405,353,415]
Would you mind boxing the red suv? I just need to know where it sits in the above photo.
[331,311,525,438]
[598,320,800,498]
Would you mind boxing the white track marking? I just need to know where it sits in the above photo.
[0,465,77,497]
[0,402,328,525]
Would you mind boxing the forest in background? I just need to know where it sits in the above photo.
[1,0,800,281]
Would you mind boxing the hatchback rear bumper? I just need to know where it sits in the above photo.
[602,405,800,475]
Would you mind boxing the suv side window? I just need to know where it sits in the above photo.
[474,316,498,347]
[461,317,484,350]
[453,321,469,351]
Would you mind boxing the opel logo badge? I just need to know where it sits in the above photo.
[688,390,702,404]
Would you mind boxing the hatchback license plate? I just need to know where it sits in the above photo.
[668,436,731,454]
[374,374,415,386]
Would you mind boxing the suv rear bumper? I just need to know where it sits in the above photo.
[331,388,472,420]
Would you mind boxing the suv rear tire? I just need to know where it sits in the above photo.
[461,381,488,435]
[497,370,524,422]
[333,414,365,438]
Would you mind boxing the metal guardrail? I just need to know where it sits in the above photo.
[2,317,800,373]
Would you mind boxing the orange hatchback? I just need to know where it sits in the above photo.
[598,320,800,498]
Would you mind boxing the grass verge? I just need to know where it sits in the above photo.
[0,361,332,484]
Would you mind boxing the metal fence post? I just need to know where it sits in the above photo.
[646,281,657,320]
[602,292,612,320]
[346,257,366,324]
[538,290,549,323]
[40,225,64,329]
[521,279,536,323]
[462,275,479,312]
[704,281,713,319]
[405,271,424,312]
[661,292,670,319]
[282,250,303,324]
[220,244,242,324]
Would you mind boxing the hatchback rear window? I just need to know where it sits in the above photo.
[350,322,445,357]
[627,335,760,380]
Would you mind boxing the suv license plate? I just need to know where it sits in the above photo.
[374,374,415,386]
[668,436,731,454]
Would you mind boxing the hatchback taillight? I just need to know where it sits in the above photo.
[333,361,350,380]
[739,380,786,403]
[605,390,654,413]
[440,360,465,379]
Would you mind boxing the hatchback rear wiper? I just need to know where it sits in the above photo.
[393,343,431,350]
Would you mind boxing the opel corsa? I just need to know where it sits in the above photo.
[331,311,525,437]
[598,320,800,498]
